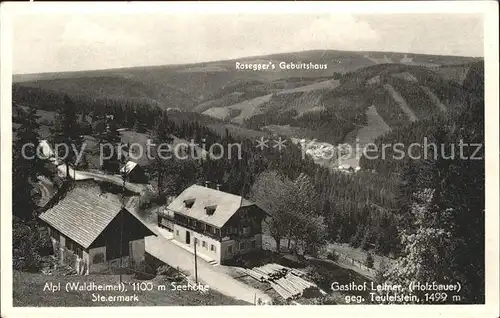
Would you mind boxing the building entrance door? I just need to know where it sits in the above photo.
[185,230,191,244]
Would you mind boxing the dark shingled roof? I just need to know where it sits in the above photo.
[165,185,256,228]
[39,187,125,249]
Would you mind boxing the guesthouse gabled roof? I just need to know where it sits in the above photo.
[39,188,129,248]
[165,185,258,228]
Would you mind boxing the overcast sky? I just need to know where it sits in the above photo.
[11,13,483,74]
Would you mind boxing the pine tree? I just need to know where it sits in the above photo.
[152,112,174,202]
[365,252,374,269]
[50,95,84,179]
[12,106,43,220]
[96,116,122,173]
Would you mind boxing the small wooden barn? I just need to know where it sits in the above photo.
[120,161,148,184]
[39,186,155,274]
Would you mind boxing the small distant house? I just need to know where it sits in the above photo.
[338,164,355,173]
[38,140,60,164]
[39,184,155,274]
[400,54,413,64]
[120,161,148,184]
[38,140,54,158]
[158,184,269,264]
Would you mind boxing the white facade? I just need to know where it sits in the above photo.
[220,234,262,262]
[174,223,222,261]
[51,234,145,275]
[173,223,262,264]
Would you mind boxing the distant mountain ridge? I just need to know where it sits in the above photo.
[12,50,483,170]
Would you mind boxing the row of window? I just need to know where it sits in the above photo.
[49,227,84,258]
[227,240,256,254]
[199,240,216,252]
[65,238,84,258]
[225,226,251,235]
[174,213,257,238]
[181,217,220,236]
[175,230,217,252]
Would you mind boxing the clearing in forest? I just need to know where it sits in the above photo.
[383,84,418,122]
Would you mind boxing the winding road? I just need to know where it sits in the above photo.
[145,234,272,305]
[56,164,149,193]
[40,164,273,304]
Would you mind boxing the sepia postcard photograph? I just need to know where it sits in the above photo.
[1,1,499,318]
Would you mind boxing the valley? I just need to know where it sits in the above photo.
[13,50,481,172]
[9,0,497,306]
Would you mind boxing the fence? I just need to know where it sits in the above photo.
[263,238,377,275]
[334,251,376,275]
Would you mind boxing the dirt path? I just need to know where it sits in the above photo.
[203,79,340,124]
[419,86,447,113]
[276,79,340,95]
[36,176,56,207]
[57,165,148,194]
[340,105,391,168]
[383,84,418,122]
[145,235,272,304]
[356,105,391,145]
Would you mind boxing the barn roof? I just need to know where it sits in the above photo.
[39,188,127,248]
[165,185,258,228]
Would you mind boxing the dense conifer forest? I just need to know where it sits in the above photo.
[12,60,485,302]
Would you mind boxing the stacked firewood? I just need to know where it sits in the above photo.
[244,263,319,300]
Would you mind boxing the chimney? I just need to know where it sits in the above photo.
[205,181,211,188]
[216,183,221,191]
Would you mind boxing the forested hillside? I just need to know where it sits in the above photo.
[12,52,485,303]
[13,83,401,258]
[360,61,485,303]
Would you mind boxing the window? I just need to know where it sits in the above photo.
[93,252,104,264]
[66,239,74,251]
[52,229,60,241]
[211,244,216,252]
[202,241,206,248]
[251,240,256,248]
[165,209,174,218]
[75,245,83,258]
[242,227,250,235]
[239,242,245,250]
[66,238,83,257]
[227,245,233,254]
[205,205,217,215]
[184,198,195,208]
